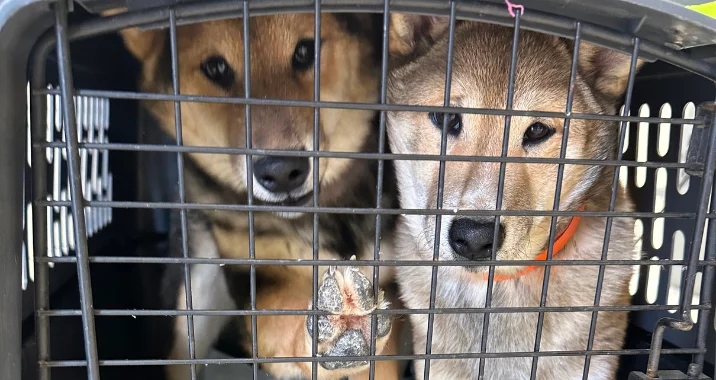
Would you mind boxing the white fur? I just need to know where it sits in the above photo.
[395,212,637,380]
[168,220,237,380]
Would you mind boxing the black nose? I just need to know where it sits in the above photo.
[448,218,504,260]
[253,156,310,193]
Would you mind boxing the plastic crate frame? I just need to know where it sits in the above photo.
[0,0,715,379]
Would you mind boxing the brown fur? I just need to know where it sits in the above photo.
[126,14,378,200]
[387,15,643,379]
[109,10,404,380]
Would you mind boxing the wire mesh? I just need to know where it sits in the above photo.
[25,1,716,380]
[51,2,102,379]
[240,2,260,379]
[424,3,458,379]
[477,8,521,379]
[167,7,199,380]
[311,2,321,379]
[367,2,392,378]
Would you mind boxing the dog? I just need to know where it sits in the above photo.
[108,10,404,380]
[386,15,643,379]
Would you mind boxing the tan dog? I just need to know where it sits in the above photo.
[387,15,643,379]
[108,10,403,380]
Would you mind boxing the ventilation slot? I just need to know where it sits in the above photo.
[657,103,671,157]
[21,84,113,290]
[651,168,667,250]
[630,219,644,296]
[667,230,685,311]
[677,102,695,195]
[618,104,630,189]
[646,256,661,304]
[635,104,650,188]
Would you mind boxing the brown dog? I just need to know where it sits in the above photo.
[109,10,403,380]
[387,15,643,379]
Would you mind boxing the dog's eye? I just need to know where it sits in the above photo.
[523,122,555,146]
[429,112,462,136]
[200,56,235,89]
[292,39,316,70]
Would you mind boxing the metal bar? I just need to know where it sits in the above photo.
[53,1,101,379]
[645,318,691,377]
[310,1,321,378]
[33,199,712,219]
[33,141,706,169]
[30,0,716,81]
[168,8,198,380]
[530,20,583,380]
[37,303,712,317]
[240,2,259,378]
[692,173,716,371]
[34,255,714,267]
[368,2,392,378]
[36,347,706,368]
[32,88,709,125]
[679,106,716,319]
[424,3,457,379]
[30,46,52,380]
[581,37,641,380]
[478,10,521,377]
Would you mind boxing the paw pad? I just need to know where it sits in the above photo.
[305,265,392,371]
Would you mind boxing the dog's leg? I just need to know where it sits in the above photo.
[253,266,400,380]
[304,265,397,379]
[166,263,236,380]
[350,314,403,380]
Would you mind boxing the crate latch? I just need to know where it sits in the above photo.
[685,101,716,177]
[629,369,711,380]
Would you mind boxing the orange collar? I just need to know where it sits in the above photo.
[484,205,585,282]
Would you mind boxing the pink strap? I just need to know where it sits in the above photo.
[505,0,525,17]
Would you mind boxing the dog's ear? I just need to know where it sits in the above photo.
[102,8,166,64]
[389,13,450,56]
[578,43,645,100]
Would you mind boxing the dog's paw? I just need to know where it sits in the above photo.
[306,265,392,371]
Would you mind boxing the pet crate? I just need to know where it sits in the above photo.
[1,0,715,379]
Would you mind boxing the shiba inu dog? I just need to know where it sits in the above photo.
[386,15,643,379]
[109,10,403,380]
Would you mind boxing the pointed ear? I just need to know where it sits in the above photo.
[389,13,450,57]
[102,8,165,63]
[578,43,646,100]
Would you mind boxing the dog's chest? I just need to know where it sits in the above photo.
[205,211,377,262]
[400,265,622,380]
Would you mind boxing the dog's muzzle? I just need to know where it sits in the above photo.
[448,217,504,261]
[253,155,310,193]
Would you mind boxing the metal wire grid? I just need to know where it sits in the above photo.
[26,1,716,380]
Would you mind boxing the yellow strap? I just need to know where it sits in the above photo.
[687,1,716,19]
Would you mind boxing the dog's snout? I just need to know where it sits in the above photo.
[448,218,504,260]
[253,156,309,193]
